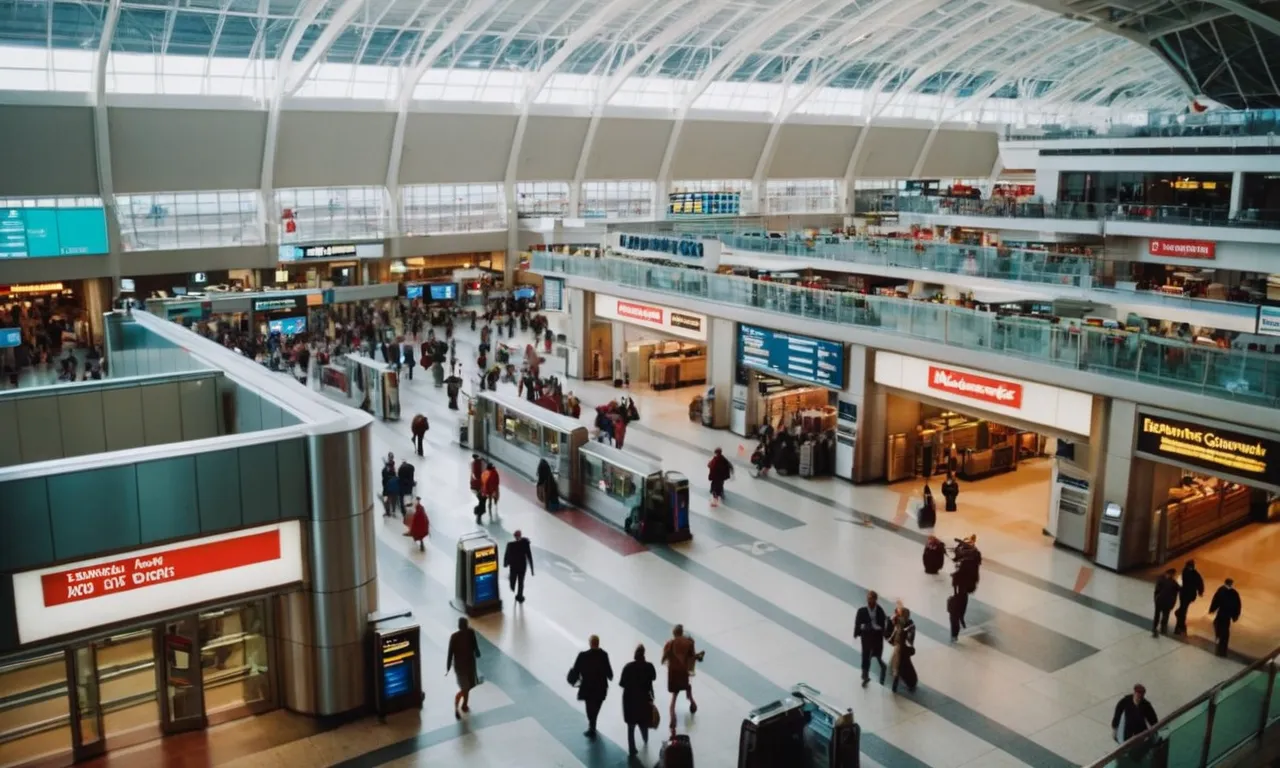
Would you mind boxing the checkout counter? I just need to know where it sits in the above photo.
[473,390,587,502]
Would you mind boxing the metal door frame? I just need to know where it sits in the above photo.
[65,644,106,762]
[155,616,207,735]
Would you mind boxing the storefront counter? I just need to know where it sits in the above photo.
[649,355,707,390]
[960,444,1017,481]
[1164,480,1252,553]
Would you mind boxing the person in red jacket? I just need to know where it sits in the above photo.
[707,448,733,506]
[479,462,501,522]
[405,497,429,551]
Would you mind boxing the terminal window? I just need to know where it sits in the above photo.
[116,190,263,252]
[277,186,387,244]
[400,184,505,235]
[516,182,570,218]
[580,180,654,219]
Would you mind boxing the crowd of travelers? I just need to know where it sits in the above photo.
[1,300,101,386]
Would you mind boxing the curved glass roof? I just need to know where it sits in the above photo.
[0,0,1192,120]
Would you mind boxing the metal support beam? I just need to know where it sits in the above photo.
[93,0,123,290]
[911,125,940,179]
[1200,0,1280,38]
[523,0,637,102]
[281,0,371,95]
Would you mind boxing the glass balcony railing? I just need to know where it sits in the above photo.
[1085,645,1279,768]
[1003,109,1280,141]
[718,232,1094,288]
[535,253,1280,406]
[895,195,1280,230]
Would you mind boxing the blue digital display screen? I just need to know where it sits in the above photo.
[0,208,109,258]
[513,287,536,300]
[473,571,497,603]
[739,324,845,389]
[269,316,307,336]
[543,278,563,312]
[405,285,424,300]
[382,660,412,699]
[429,283,458,301]
[0,328,21,348]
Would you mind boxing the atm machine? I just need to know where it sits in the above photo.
[1095,502,1123,570]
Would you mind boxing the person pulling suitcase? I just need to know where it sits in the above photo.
[658,733,693,768]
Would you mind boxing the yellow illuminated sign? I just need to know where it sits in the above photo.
[1,282,65,295]
[474,560,497,575]
[1138,416,1275,480]
[474,545,496,559]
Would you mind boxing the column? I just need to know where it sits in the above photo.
[705,317,736,428]
[559,287,591,379]
[1229,171,1244,219]
[276,424,379,716]
[82,277,113,347]
[841,344,873,482]
[1095,398,1142,569]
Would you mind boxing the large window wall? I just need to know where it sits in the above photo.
[764,179,842,214]
[1058,172,1233,217]
[580,180,654,219]
[116,190,262,252]
[400,184,505,235]
[516,182,570,218]
[277,186,387,243]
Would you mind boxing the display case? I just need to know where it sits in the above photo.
[578,442,662,529]
[474,391,587,500]
[1162,475,1254,554]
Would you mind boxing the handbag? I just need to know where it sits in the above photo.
[567,666,580,687]
[649,702,661,729]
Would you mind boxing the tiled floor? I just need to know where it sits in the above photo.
[74,327,1272,768]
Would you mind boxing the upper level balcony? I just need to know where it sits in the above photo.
[1002,109,1280,142]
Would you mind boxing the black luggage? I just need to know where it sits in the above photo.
[659,733,693,767]
[917,501,936,529]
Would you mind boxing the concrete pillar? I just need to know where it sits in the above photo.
[1229,171,1244,219]
[82,277,113,347]
[561,287,591,379]
[1096,398,1143,570]
[841,344,874,482]
[705,317,736,428]
[276,424,378,716]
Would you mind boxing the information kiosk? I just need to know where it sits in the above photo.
[454,532,502,616]
[366,611,424,720]
[737,683,859,768]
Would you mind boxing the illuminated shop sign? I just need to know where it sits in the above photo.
[253,296,304,312]
[1136,412,1280,486]
[1257,306,1280,337]
[0,328,21,348]
[618,234,705,259]
[927,366,1024,409]
[0,282,67,296]
[593,294,706,341]
[609,232,722,270]
[12,522,303,644]
[1148,238,1215,259]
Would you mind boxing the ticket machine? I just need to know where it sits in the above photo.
[366,611,424,719]
[737,683,860,768]
[454,532,502,616]
[1095,502,1124,571]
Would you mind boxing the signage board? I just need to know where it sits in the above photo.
[543,277,564,312]
[738,324,845,389]
[472,545,499,603]
[405,285,424,300]
[593,294,706,342]
[1258,306,1280,337]
[873,352,1092,435]
[1135,412,1280,487]
[607,232,722,271]
[378,628,418,700]
[253,296,303,312]
[668,191,741,216]
[12,522,304,644]
[0,328,20,348]
[1148,238,1215,259]
[0,207,109,258]
[428,283,458,301]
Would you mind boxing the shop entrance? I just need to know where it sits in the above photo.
[0,601,274,768]
[743,369,838,477]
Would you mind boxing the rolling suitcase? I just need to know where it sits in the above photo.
[659,733,693,768]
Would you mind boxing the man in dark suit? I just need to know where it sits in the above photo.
[570,635,613,738]
[397,460,415,516]
[853,591,888,686]
[1174,560,1205,635]
[504,530,534,604]
[1152,568,1179,637]
[1208,578,1242,657]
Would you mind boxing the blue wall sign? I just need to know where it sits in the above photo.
[0,328,22,348]
[618,234,705,260]
[428,283,458,301]
[0,208,109,258]
[738,324,846,389]
[1258,305,1280,337]
[543,277,564,312]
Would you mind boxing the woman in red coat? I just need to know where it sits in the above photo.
[405,497,429,551]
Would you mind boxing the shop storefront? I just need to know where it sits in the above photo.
[589,294,708,389]
[0,281,95,348]
[731,324,846,477]
[0,523,303,766]
[276,242,385,288]
[1128,409,1280,564]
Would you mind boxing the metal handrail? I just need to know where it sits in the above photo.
[1084,643,1280,767]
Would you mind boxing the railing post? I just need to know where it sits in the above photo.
[1199,695,1217,768]
[1259,660,1276,743]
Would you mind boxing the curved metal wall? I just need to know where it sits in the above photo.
[276,423,378,715]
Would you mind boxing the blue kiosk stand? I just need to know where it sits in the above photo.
[366,611,424,722]
[453,532,503,616]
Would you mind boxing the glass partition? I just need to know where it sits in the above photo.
[533,253,1280,407]
[497,405,546,458]
[580,452,644,511]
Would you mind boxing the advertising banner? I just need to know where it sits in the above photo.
[738,324,846,389]
[1148,238,1215,259]
[1135,412,1280,487]
[593,294,706,341]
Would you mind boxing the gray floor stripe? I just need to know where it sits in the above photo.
[420,510,930,768]
[690,486,806,530]
[329,704,528,768]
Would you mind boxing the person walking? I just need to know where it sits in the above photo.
[1174,560,1205,635]
[410,413,429,457]
[469,453,484,503]
[446,618,481,719]
[947,590,968,642]
[888,605,918,694]
[1208,578,1242,657]
[405,496,429,551]
[479,462,500,522]
[1111,684,1158,743]
[397,459,416,516]
[1152,568,1180,637]
[853,591,888,686]
[620,644,657,756]
[941,471,959,512]
[380,454,398,517]
[568,635,613,739]
[503,530,534,604]
[535,458,560,511]
[661,624,703,726]
[707,448,733,507]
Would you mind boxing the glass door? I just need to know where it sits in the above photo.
[67,645,105,761]
[158,618,206,733]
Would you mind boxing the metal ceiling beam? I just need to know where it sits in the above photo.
[595,2,719,104]
[1200,0,1280,38]
[397,0,505,103]
[523,0,639,102]
[282,0,372,94]
[939,28,1100,119]
[1143,9,1233,38]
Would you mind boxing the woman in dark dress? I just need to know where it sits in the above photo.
[619,644,657,755]
[446,617,481,718]
[536,458,560,511]
[941,472,959,512]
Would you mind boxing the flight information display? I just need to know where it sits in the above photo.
[668,191,741,216]
[739,324,846,389]
[0,208,109,258]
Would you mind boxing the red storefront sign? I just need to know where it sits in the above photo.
[616,300,663,325]
[41,529,282,608]
[928,366,1024,409]
[1149,239,1215,259]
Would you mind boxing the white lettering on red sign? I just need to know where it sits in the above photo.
[615,300,663,326]
[927,366,1025,409]
[1149,239,1215,259]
